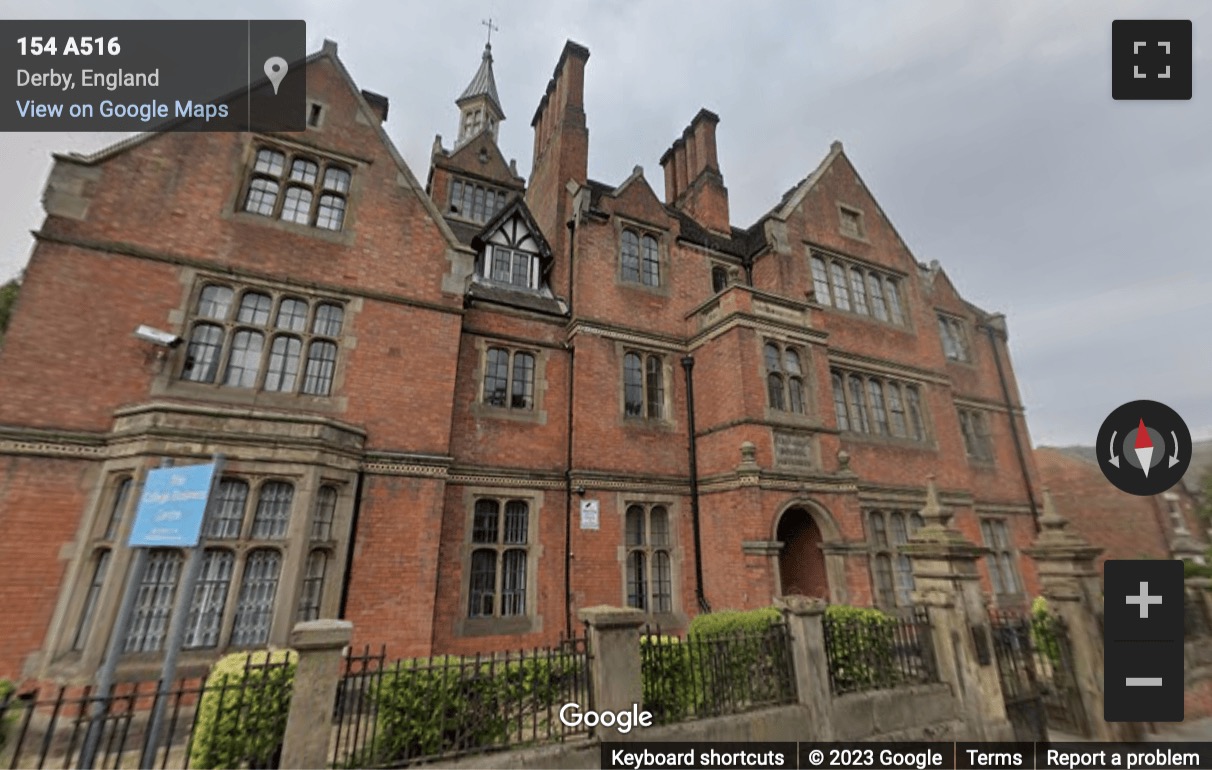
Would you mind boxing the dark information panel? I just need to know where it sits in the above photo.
[0,20,305,131]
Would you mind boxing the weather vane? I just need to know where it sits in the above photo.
[482,17,499,46]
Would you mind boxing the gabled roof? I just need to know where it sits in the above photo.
[457,43,504,119]
[53,40,474,259]
[471,195,553,264]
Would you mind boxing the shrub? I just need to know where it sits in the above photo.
[189,650,296,770]
[640,635,699,723]
[823,605,899,692]
[0,679,14,752]
[689,608,787,711]
[688,607,781,638]
[367,651,584,766]
[1030,596,1062,666]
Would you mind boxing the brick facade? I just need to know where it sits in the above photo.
[0,39,1046,683]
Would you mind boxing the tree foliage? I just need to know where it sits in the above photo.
[0,276,19,342]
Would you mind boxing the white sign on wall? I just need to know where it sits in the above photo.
[579,499,600,530]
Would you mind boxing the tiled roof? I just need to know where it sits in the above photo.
[466,280,566,316]
[458,44,504,118]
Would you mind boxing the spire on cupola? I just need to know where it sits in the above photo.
[456,19,505,146]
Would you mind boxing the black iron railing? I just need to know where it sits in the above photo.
[639,622,797,725]
[822,607,938,695]
[0,653,292,770]
[990,608,1087,737]
[331,635,591,769]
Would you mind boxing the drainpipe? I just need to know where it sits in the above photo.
[681,356,711,613]
[564,217,577,638]
[338,470,366,618]
[985,324,1040,533]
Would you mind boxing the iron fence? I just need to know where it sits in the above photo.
[0,654,292,770]
[639,621,797,725]
[331,634,592,769]
[1185,589,1211,637]
[822,607,938,695]
[990,608,1087,738]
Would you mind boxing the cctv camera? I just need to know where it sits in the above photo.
[134,325,183,348]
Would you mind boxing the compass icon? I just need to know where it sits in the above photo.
[1096,400,1192,496]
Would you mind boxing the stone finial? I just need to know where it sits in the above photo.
[738,441,759,471]
[432,134,444,155]
[836,449,855,476]
[1039,487,1068,532]
[920,475,949,527]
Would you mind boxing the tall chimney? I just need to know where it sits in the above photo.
[662,109,730,233]
[525,40,590,295]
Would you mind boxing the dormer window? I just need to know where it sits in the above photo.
[476,204,549,293]
[451,178,508,224]
[490,247,534,289]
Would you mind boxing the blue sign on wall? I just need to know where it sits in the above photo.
[128,463,217,547]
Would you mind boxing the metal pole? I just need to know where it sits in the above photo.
[79,459,173,770]
[141,454,225,769]
[680,356,711,613]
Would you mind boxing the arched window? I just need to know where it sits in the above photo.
[849,268,869,315]
[868,274,888,321]
[467,498,530,618]
[184,549,234,649]
[125,549,183,653]
[251,481,293,539]
[241,147,352,230]
[231,549,282,646]
[625,504,673,613]
[640,235,660,286]
[623,353,643,417]
[711,266,729,293]
[867,380,889,434]
[829,263,851,310]
[645,355,664,419]
[831,373,849,431]
[785,349,805,414]
[620,230,641,283]
[765,342,805,414]
[311,486,338,541]
[297,550,329,622]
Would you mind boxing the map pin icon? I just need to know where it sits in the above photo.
[264,57,288,95]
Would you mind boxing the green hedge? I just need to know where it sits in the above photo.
[0,679,14,752]
[189,650,296,770]
[364,651,584,766]
[688,607,781,638]
[822,605,900,692]
[640,635,699,723]
[642,607,790,723]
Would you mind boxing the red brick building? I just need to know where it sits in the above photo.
[0,39,1046,683]
[1035,447,1207,571]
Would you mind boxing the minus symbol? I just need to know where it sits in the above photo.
[1126,677,1163,686]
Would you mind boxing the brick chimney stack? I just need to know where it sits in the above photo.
[659,109,729,233]
[525,40,590,287]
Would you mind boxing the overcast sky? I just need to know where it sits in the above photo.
[2,0,1209,449]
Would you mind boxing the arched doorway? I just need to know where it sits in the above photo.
[776,507,828,598]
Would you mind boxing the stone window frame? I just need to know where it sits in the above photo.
[830,368,930,446]
[456,487,544,638]
[615,493,685,628]
[469,338,550,425]
[173,278,350,402]
[306,100,327,130]
[866,509,924,610]
[937,312,973,364]
[448,177,510,224]
[614,218,670,295]
[55,464,354,671]
[618,345,673,427]
[762,338,810,418]
[808,249,907,327]
[238,143,352,232]
[979,517,1024,601]
[70,472,135,652]
[957,406,995,465]
[836,203,867,241]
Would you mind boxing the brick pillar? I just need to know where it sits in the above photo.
[579,606,645,741]
[280,619,353,769]
[904,477,1014,741]
[1024,490,1136,741]
[774,595,835,739]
